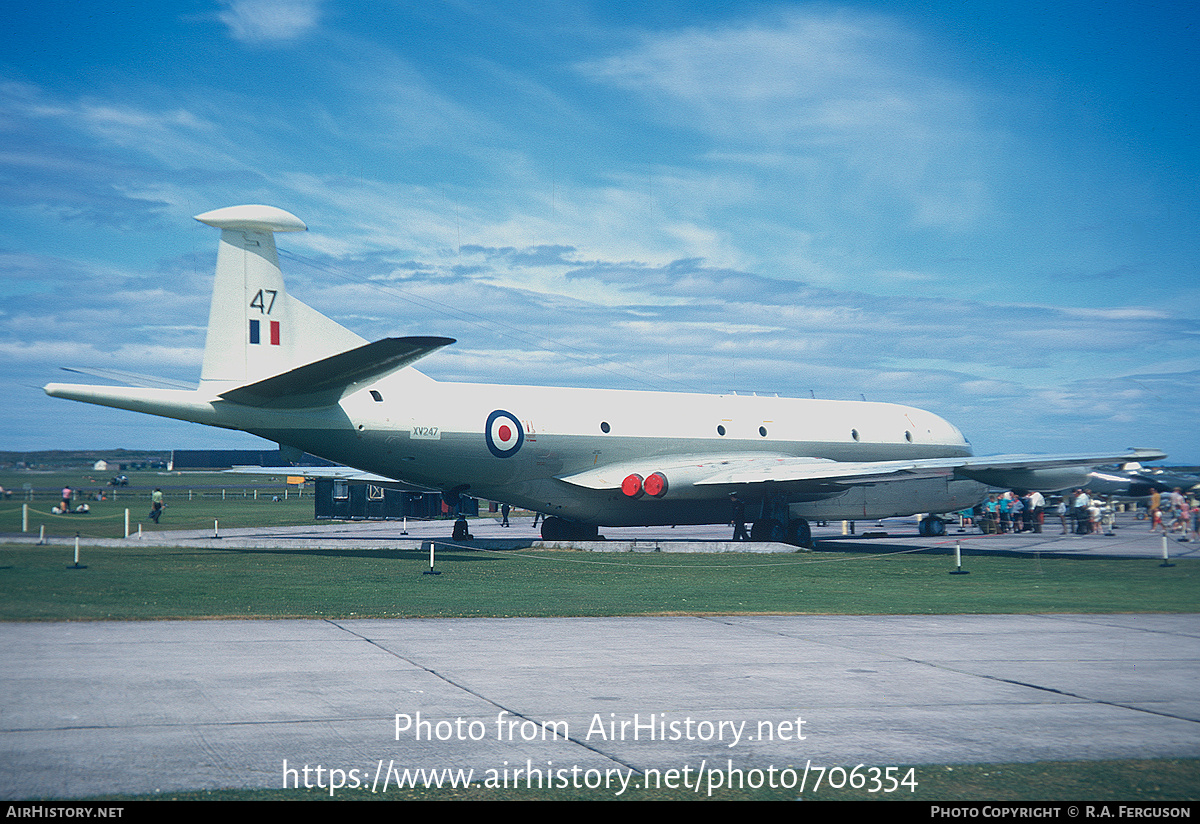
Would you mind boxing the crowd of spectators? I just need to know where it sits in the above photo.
[967,487,1198,541]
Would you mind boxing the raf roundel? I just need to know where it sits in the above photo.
[484,410,524,458]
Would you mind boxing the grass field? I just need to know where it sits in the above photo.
[0,469,323,538]
[1,541,1195,620]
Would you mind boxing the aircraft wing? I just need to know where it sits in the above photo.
[949,449,1168,489]
[558,453,943,494]
[706,448,1170,486]
[559,448,1168,495]
[218,336,455,408]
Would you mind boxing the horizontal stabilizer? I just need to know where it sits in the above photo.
[219,335,455,408]
[59,367,194,391]
[227,465,438,492]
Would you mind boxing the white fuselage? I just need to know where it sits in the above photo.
[46,366,985,525]
[250,369,982,525]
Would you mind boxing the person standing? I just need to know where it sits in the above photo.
[730,495,749,541]
[1028,490,1045,533]
[60,486,72,513]
[1073,489,1092,534]
[1169,487,1186,515]
[1174,498,1191,539]
[1010,494,1024,532]
[150,488,164,523]
[983,494,1000,533]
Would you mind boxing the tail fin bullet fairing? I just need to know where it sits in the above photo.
[44,205,1166,545]
[194,205,366,391]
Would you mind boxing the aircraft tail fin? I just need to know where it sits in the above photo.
[194,205,366,389]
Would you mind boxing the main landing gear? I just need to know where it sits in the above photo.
[748,493,814,548]
[540,517,599,541]
[749,517,813,548]
[917,516,946,537]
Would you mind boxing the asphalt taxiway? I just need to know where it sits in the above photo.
[2,515,1197,799]
[2,614,1198,799]
[12,511,1198,561]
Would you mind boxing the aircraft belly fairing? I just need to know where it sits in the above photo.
[44,205,1167,544]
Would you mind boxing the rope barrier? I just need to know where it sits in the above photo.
[423,539,952,569]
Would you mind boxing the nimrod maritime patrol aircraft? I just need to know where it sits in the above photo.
[45,205,1166,545]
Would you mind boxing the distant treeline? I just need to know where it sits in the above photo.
[0,449,172,470]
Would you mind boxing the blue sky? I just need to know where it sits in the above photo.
[1,0,1197,462]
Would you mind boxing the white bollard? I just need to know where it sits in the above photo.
[69,534,86,569]
[423,541,441,575]
[950,540,969,575]
[1160,535,1174,567]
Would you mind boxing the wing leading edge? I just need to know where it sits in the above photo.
[559,448,1168,496]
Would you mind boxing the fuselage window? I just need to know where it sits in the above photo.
[369,390,383,402]
[758,426,767,437]
[851,429,860,441]
[717,425,726,436]
[905,430,913,443]
[600,421,611,433]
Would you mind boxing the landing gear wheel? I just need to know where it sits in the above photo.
[786,518,813,548]
[750,518,786,542]
[540,517,598,541]
[573,523,599,540]
[541,517,565,540]
[918,517,946,537]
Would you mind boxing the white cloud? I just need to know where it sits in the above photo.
[217,0,322,44]
[578,10,999,232]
